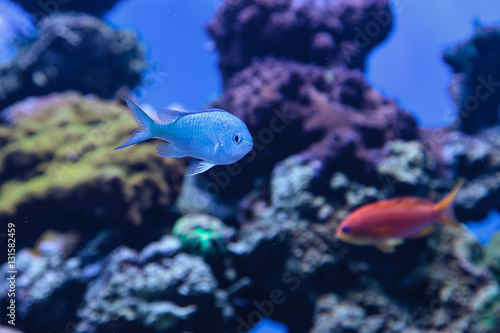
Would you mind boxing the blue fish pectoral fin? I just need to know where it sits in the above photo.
[157,142,187,158]
[185,160,215,176]
[374,238,404,253]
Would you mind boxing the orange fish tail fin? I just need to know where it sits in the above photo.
[435,180,464,229]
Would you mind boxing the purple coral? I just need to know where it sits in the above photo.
[207,0,393,82]
[215,58,417,179]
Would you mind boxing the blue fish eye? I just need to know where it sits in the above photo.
[342,226,351,234]
[233,134,241,144]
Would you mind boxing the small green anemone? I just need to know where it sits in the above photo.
[172,214,235,257]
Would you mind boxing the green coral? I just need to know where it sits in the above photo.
[172,214,235,256]
[0,92,185,226]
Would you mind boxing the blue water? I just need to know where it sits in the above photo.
[107,0,219,110]
[248,318,288,333]
[0,0,34,62]
[467,211,500,244]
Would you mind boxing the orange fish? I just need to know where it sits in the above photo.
[335,181,464,253]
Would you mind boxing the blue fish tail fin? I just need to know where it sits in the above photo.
[115,98,155,150]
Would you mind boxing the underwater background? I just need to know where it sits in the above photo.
[0,0,499,332]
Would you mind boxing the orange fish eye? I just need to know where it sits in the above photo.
[341,226,351,233]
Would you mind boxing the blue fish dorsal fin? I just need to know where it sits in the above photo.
[156,108,228,124]
[156,109,187,123]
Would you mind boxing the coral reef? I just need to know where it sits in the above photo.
[0,13,146,111]
[177,58,419,216]
[444,22,500,134]
[1,0,500,332]
[183,11,500,225]
[0,92,185,247]
[208,0,393,82]
[11,0,121,19]
[0,231,234,332]
[0,230,86,332]
[227,157,500,333]
[75,235,234,333]
[179,2,500,332]
[219,58,418,169]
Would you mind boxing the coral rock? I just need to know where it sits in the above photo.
[421,126,500,222]
[219,58,418,175]
[177,58,419,214]
[230,156,500,332]
[0,13,146,111]
[11,0,121,18]
[0,232,84,332]
[444,22,500,134]
[208,0,393,82]
[485,230,500,282]
[75,236,235,333]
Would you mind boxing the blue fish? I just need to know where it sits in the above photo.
[115,99,254,176]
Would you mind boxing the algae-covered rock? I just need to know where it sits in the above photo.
[0,93,185,244]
